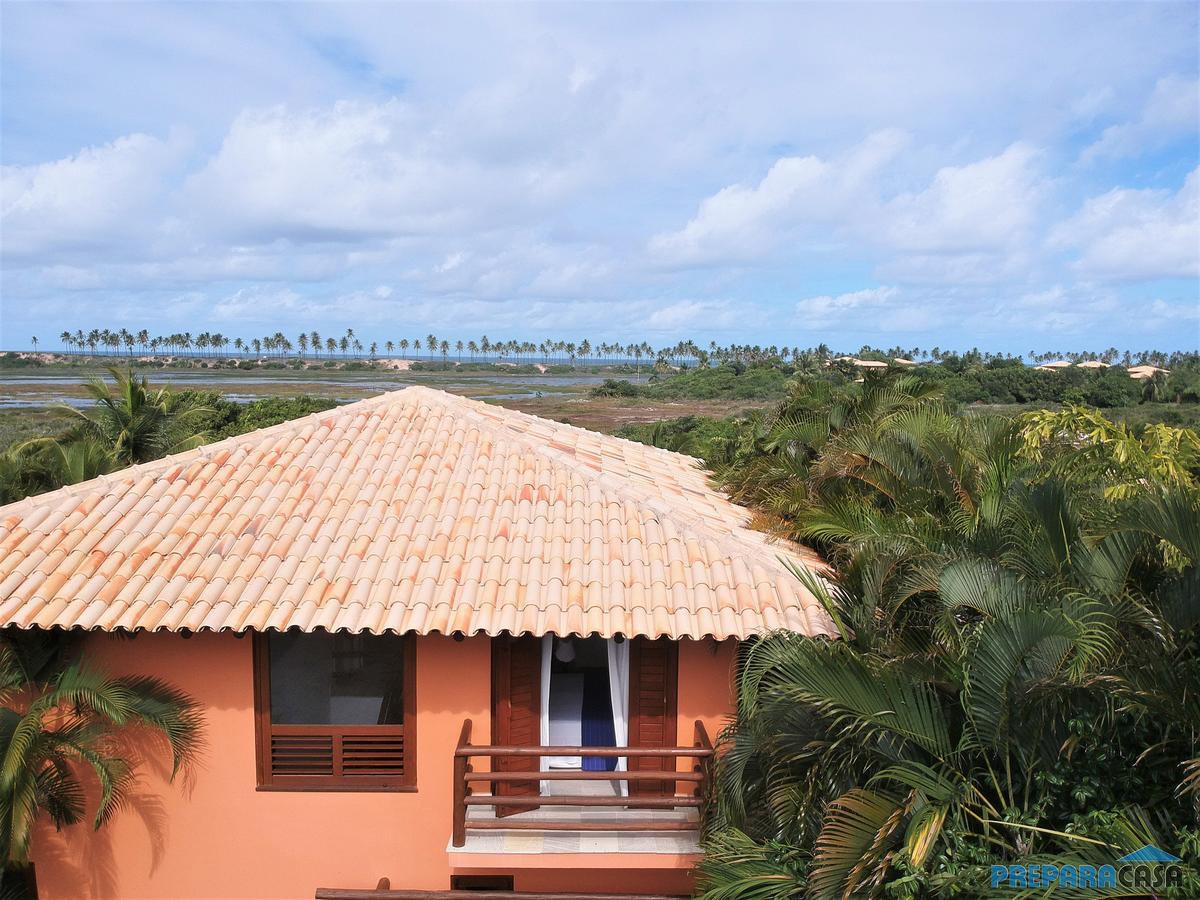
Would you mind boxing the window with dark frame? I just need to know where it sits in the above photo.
[253,631,416,790]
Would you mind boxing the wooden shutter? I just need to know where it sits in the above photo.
[628,637,679,798]
[491,634,542,816]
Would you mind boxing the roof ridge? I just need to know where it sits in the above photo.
[404,389,823,579]
[402,385,706,463]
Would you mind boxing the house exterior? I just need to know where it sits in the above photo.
[0,387,833,899]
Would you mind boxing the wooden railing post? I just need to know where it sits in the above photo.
[692,720,713,806]
[452,719,472,848]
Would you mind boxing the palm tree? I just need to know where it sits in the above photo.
[29,337,37,355]
[59,367,209,466]
[0,631,202,872]
[698,377,1200,898]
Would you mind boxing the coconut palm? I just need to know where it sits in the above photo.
[0,632,202,874]
[7,437,116,498]
[58,367,209,466]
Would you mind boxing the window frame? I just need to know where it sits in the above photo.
[252,631,417,792]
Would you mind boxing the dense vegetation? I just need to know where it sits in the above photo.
[0,368,335,505]
[601,358,1197,407]
[623,375,1200,897]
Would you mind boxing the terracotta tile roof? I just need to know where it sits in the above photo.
[0,387,834,640]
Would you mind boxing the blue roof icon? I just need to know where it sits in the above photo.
[1117,845,1182,863]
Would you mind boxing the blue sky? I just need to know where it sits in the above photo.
[1,2,1197,354]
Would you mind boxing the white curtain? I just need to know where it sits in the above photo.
[606,637,631,797]
[539,635,553,791]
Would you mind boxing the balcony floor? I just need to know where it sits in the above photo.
[447,778,701,856]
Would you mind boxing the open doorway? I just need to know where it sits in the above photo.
[545,636,614,769]
[541,635,629,795]
[490,634,677,810]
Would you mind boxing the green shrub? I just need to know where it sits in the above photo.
[590,379,641,398]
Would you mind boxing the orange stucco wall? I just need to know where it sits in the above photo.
[29,632,737,899]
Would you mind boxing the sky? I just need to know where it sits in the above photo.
[1,1,1198,355]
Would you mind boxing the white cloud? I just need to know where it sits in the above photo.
[796,286,913,330]
[646,300,747,331]
[184,101,572,244]
[212,286,311,321]
[648,130,908,265]
[1050,167,1200,280]
[793,281,1159,339]
[652,139,1044,286]
[797,285,895,314]
[1082,75,1200,163]
[1,132,185,259]
[877,144,1042,253]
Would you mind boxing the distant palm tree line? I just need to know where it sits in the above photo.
[34,327,1187,369]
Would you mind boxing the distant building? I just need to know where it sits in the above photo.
[1127,365,1171,380]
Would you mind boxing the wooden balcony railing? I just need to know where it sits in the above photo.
[451,718,714,848]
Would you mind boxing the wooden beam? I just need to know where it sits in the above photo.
[471,770,703,782]
[457,745,710,758]
[465,795,701,808]
[465,820,700,835]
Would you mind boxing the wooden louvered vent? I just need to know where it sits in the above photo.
[267,726,408,782]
